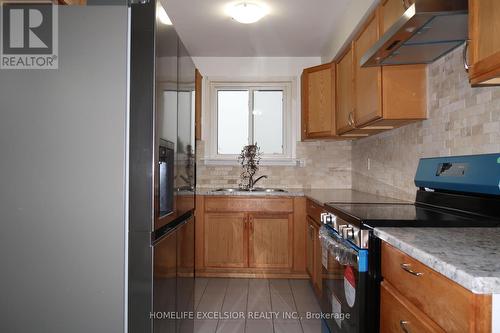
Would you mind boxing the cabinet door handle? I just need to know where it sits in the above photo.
[463,40,470,71]
[400,263,423,277]
[348,112,356,128]
[400,320,410,333]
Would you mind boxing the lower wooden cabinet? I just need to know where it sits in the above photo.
[204,212,247,268]
[380,281,445,333]
[249,214,292,269]
[195,196,306,278]
[306,199,324,296]
[381,242,492,333]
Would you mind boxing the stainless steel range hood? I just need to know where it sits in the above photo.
[361,0,468,67]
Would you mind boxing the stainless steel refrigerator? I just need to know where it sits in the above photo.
[129,1,196,333]
[0,1,195,332]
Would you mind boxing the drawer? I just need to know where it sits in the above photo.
[306,199,324,224]
[205,196,293,213]
[381,242,475,332]
[380,281,445,333]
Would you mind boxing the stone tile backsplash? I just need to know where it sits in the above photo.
[196,47,500,199]
[352,46,500,201]
[196,139,352,189]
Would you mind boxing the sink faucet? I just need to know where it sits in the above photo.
[249,175,268,190]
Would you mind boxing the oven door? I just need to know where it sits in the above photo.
[319,227,368,333]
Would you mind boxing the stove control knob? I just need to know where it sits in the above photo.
[337,224,347,234]
[342,227,354,240]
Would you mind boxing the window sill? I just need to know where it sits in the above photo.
[202,158,304,167]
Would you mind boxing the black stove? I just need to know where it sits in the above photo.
[318,153,500,333]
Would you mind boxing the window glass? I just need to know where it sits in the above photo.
[253,90,283,155]
[217,90,249,154]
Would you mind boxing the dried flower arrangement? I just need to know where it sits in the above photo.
[238,143,262,190]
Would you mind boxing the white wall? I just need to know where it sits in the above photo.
[193,56,321,142]
[321,0,379,62]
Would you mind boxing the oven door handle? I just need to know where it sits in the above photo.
[320,228,359,267]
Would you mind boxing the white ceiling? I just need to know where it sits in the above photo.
[161,0,350,57]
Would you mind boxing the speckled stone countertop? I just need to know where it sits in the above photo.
[374,228,500,294]
[196,187,305,197]
[196,188,407,206]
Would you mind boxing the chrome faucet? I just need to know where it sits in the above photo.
[249,175,268,190]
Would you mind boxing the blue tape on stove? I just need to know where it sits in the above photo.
[358,250,368,273]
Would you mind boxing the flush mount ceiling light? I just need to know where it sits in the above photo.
[157,3,173,25]
[226,2,270,24]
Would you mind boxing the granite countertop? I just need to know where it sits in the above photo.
[196,188,405,206]
[375,227,500,294]
[196,187,305,197]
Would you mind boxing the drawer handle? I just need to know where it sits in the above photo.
[400,263,423,277]
[463,40,470,71]
[400,320,410,333]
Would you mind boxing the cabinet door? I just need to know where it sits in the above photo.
[306,218,315,277]
[312,222,322,295]
[336,47,355,134]
[204,213,247,268]
[301,64,335,139]
[249,214,293,269]
[354,12,382,127]
[469,0,500,86]
[380,281,445,333]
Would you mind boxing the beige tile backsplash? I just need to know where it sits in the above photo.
[197,47,500,199]
[352,46,500,201]
[196,140,352,189]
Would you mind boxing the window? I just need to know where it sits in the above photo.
[206,80,296,165]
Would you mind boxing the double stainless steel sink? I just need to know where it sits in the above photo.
[212,187,288,193]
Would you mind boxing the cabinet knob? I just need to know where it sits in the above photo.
[399,320,411,333]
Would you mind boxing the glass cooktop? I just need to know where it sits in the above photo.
[325,203,500,229]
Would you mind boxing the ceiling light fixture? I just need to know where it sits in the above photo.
[226,2,269,24]
[157,3,173,25]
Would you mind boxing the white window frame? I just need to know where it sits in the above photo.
[203,77,298,166]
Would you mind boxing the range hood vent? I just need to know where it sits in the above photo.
[361,0,468,67]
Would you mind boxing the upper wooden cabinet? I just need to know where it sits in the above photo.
[301,63,336,139]
[468,0,500,86]
[336,9,427,135]
[354,14,383,127]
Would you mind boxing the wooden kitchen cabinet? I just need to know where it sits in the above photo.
[306,199,324,296]
[306,218,314,277]
[468,0,500,86]
[354,13,383,127]
[195,196,307,278]
[301,63,336,139]
[336,47,369,137]
[249,214,293,269]
[381,242,492,333]
[380,281,445,333]
[339,9,426,135]
[204,212,247,268]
